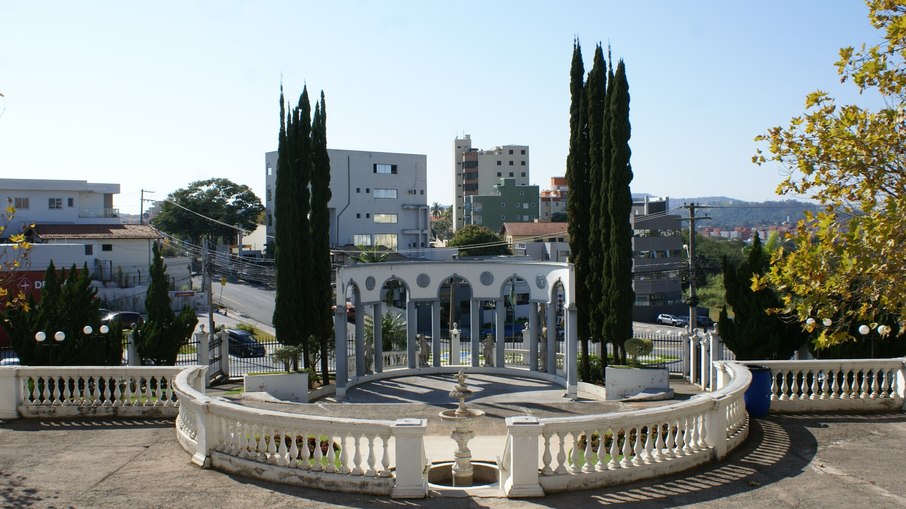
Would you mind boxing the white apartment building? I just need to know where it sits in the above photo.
[264,149,429,254]
[0,179,120,237]
[452,135,529,231]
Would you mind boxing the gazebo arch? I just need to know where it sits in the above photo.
[334,260,577,399]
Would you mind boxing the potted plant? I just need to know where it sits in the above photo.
[604,338,670,400]
[243,345,309,403]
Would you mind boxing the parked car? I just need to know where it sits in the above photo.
[696,315,714,328]
[101,311,144,329]
[656,314,688,327]
[226,329,266,358]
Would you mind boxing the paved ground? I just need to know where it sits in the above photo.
[2,412,906,508]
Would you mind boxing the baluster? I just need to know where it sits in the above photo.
[144,377,153,406]
[28,376,38,403]
[37,376,49,404]
[569,432,582,473]
[683,416,695,455]
[632,425,644,466]
[266,428,279,464]
[380,433,392,477]
[582,429,596,472]
[831,369,842,399]
[365,434,377,476]
[770,372,778,401]
[50,376,62,406]
[779,371,789,401]
[595,429,607,471]
[880,369,891,398]
[620,428,632,468]
[794,370,805,400]
[165,376,174,406]
[640,424,653,464]
[111,377,122,407]
[608,430,619,469]
[809,370,817,400]
[696,414,707,451]
[299,432,311,470]
[288,430,300,467]
[653,422,666,462]
[674,418,686,456]
[818,369,828,399]
[326,435,339,474]
[554,432,567,474]
[276,429,288,466]
[870,369,879,399]
[155,376,165,406]
[540,431,553,475]
[665,421,677,459]
[61,376,73,406]
[238,421,250,459]
[312,434,324,472]
[860,369,869,399]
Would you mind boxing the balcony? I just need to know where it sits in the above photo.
[79,208,119,219]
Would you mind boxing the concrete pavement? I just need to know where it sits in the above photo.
[2,412,905,508]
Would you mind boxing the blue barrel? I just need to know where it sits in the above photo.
[744,366,772,418]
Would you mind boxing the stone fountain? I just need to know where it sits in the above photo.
[438,370,486,487]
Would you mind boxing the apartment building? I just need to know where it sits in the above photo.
[452,135,529,231]
[0,178,120,237]
[539,176,569,222]
[630,196,686,321]
[462,178,539,233]
[264,149,429,254]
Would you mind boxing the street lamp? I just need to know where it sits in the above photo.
[35,330,65,366]
[858,324,873,358]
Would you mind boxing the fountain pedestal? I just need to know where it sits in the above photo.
[437,371,485,487]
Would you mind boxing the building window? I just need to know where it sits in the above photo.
[496,172,502,177]
[374,233,397,250]
[521,149,526,155]
[500,203,506,208]
[373,189,397,199]
[101,244,113,252]
[356,213,361,218]
[508,149,514,155]
[365,213,371,218]
[497,161,502,166]
[48,198,63,209]
[373,163,398,174]
[266,188,272,201]
[366,188,370,193]
[267,214,273,226]
[356,188,360,193]
[521,172,526,177]
[13,198,28,209]
[521,161,526,166]
[354,234,372,246]
[67,198,74,207]
[509,161,514,166]
[420,190,424,195]
[531,203,536,207]
[509,172,514,177]
[267,166,273,176]
[374,213,398,223]
[84,245,93,256]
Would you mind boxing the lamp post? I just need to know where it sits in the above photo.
[35,330,65,366]
[858,324,873,358]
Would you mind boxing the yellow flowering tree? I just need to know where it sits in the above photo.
[754,0,906,347]
[1,198,32,313]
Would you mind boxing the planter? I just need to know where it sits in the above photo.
[604,366,669,401]
[744,366,772,418]
[243,372,309,403]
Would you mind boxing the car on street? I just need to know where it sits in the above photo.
[101,311,144,329]
[227,329,266,358]
[696,315,714,328]
[656,314,688,327]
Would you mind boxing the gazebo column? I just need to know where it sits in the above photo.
[565,303,578,399]
[528,302,539,371]
[470,299,481,367]
[431,300,442,367]
[334,306,348,401]
[495,298,506,368]
[407,299,417,369]
[355,292,365,378]
[546,302,557,375]
[373,302,383,373]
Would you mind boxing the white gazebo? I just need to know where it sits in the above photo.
[333,259,578,399]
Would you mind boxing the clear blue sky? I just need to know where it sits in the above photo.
[0,1,883,215]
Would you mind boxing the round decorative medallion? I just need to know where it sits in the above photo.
[416,273,430,288]
[480,271,494,286]
[365,276,376,291]
[536,274,547,289]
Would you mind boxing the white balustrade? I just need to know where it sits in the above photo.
[381,351,408,370]
[736,359,906,412]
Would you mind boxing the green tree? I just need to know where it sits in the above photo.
[136,243,197,365]
[719,233,807,360]
[585,44,608,380]
[447,225,509,256]
[5,263,121,366]
[606,59,635,364]
[152,178,263,246]
[565,39,592,379]
[431,206,453,241]
[365,311,407,352]
[0,199,32,312]
[310,92,333,385]
[754,0,906,347]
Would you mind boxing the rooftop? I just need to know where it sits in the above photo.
[33,223,162,240]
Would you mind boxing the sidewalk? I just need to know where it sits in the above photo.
[2,413,905,508]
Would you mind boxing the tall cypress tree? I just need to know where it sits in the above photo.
[310,91,333,385]
[565,39,591,379]
[295,87,315,368]
[586,45,609,377]
[607,60,634,363]
[273,85,306,369]
[137,242,198,365]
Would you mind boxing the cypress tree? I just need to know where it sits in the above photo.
[565,39,591,379]
[607,60,635,363]
[295,87,315,368]
[719,232,806,360]
[273,85,306,369]
[310,91,333,385]
[585,45,609,379]
[136,242,197,365]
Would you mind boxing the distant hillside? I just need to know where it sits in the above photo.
[667,197,821,230]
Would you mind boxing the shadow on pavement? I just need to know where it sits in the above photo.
[0,417,174,432]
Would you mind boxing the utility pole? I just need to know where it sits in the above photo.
[139,189,155,224]
[203,239,215,336]
[682,203,710,332]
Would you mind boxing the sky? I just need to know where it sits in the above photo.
[0,1,885,216]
